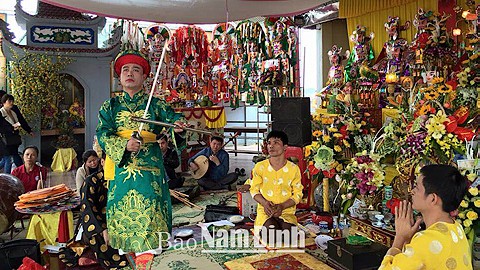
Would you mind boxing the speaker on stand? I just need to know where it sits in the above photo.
[271,97,312,147]
[271,97,312,209]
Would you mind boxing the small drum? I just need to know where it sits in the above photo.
[0,173,25,233]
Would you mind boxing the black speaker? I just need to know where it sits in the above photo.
[271,97,310,123]
[272,121,312,147]
[271,97,312,147]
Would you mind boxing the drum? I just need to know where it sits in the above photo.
[0,173,24,233]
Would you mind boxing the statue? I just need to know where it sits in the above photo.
[344,25,375,82]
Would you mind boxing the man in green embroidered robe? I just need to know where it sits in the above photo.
[96,50,186,257]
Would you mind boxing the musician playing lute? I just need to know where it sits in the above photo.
[188,135,238,190]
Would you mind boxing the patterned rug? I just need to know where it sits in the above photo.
[152,232,258,269]
[172,190,237,226]
[224,252,334,270]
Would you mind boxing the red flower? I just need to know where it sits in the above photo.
[454,127,475,141]
[444,116,458,133]
[322,168,336,178]
[308,163,320,176]
[445,79,457,91]
[453,107,469,124]
[339,125,348,139]
[386,198,401,214]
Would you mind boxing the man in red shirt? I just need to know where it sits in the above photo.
[12,146,47,193]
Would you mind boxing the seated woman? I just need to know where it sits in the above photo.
[60,152,129,269]
[75,150,100,193]
[380,164,472,269]
[250,130,303,242]
[11,146,47,193]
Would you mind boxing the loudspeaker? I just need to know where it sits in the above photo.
[271,97,312,147]
[271,97,310,123]
[272,121,312,147]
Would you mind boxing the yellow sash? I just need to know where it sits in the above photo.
[104,130,157,180]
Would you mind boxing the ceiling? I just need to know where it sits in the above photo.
[40,0,327,24]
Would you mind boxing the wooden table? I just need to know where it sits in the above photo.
[348,215,395,247]
[223,126,267,155]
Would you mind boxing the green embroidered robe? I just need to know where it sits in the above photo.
[96,91,184,253]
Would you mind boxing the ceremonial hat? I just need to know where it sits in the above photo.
[114,49,151,76]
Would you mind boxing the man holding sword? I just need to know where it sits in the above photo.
[96,49,186,270]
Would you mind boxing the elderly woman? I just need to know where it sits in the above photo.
[11,146,47,193]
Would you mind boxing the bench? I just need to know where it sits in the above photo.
[223,126,268,156]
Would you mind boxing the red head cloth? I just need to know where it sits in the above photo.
[114,49,151,76]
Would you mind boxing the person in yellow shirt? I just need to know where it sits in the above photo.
[380,164,472,269]
[250,130,303,239]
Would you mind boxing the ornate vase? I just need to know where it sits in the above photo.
[314,178,341,213]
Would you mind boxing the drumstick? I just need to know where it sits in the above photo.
[171,189,189,198]
[170,190,202,209]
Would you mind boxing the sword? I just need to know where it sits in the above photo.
[131,117,220,137]
[131,25,171,157]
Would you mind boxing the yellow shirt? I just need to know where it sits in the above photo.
[380,221,472,270]
[250,159,303,233]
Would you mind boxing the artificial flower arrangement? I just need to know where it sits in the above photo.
[68,100,85,127]
[456,140,480,244]
[306,110,371,182]
[375,116,407,160]
[52,110,79,149]
[395,74,476,170]
[41,103,59,129]
[305,110,377,213]
[340,150,386,213]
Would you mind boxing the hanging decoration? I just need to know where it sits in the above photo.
[144,24,171,98]
[234,20,267,106]
[169,25,210,102]
[210,23,236,105]
[114,18,301,109]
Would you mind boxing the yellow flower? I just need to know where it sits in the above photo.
[474,199,480,208]
[323,135,331,143]
[321,117,334,125]
[466,211,478,221]
[334,145,342,152]
[458,212,465,219]
[343,139,351,148]
[335,163,343,171]
[424,90,439,100]
[426,122,445,139]
[469,187,479,196]
[333,133,343,138]
[437,84,452,94]
[463,219,472,227]
[304,146,312,157]
[431,77,444,84]
[312,130,323,137]
[460,200,469,208]
[417,104,431,116]
[467,173,477,182]
[328,127,338,132]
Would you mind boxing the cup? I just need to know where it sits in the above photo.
[318,221,329,233]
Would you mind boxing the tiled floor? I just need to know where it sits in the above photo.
[0,145,261,242]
